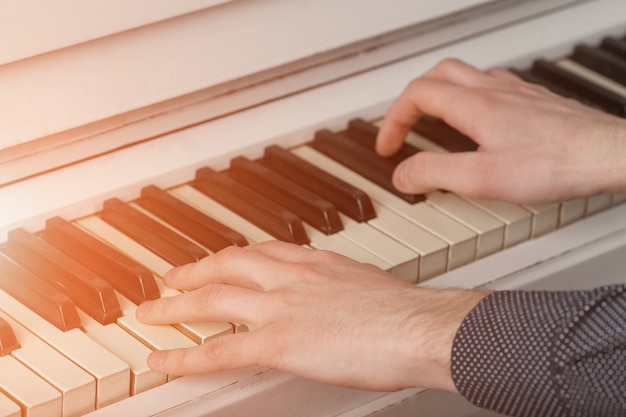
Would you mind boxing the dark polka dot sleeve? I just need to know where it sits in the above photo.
[451,285,626,417]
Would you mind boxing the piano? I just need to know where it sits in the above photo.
[1,0,625,415]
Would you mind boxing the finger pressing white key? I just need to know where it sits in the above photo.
[76,216,233,344]
[292,145,476,270]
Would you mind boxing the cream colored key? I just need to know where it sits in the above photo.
[522,203,560,237]
[460,198,532,248]
[0,392,20,417]
[368,202,448,281]
[76,216,233,345]
[426,191,504,259]
[585,194,612,216]
[76,308,166,395]
[0,355,61,417]
[404,130,448,153]
[559,198,587,227]
[292,145,476,270]
[0,312,95,416]
[0,290,129,409]
[556,59,626,98]
[171,185,276,244]
[337,213,419,282]
[302,222,392,272]
[612,194,626,205]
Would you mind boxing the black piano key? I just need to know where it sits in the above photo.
[263,145,376,222]
[102,198,209,266]
[137,185,249,253]
[570,44,626,86]
[42,216,161,305]
[346,118,421,165]
[0,252,82,332]
[601,37,626,60]
[531,59,626,117]
[311,129,424,204]
[194,167,310,245]
[4,228,122,325]
[229,156,344,235]
[412,115,478,153]
[0,317,20,356]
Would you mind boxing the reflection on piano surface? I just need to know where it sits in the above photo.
[1,0,626,416]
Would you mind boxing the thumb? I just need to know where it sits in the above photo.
[393,151,489,198]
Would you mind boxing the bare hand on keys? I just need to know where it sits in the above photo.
[136,241,486,392]
[377,58,626,204]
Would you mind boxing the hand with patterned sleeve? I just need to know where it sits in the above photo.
[137,241,487,392]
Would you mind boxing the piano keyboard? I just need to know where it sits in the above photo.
[1,29,626,417]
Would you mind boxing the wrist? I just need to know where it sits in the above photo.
[581,116,626,196]
[403,288,489,393]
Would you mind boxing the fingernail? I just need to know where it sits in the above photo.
[164,266,180,284]
[394,160,408,190]
[135,302,150,321]
[148,351,164,368]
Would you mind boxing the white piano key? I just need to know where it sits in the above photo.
[0,355,62,417]
[367,202,448,281]
[0,393,20,417]
[556,58,626,98]
[0,311,96,417]
[292,145,477,270]
[559,198,587,227]
[76,216,233,345]
[76,308,166,396]
[426,191,505,259]
[460,198,532,248]
[0,289,130,409]
[389,124,448,153]
[302,222,393,273]
[612,194,626,205]
[585,194,613,216]
[522,203,560,237]
[170,185,277,245]
[337,213,419,282]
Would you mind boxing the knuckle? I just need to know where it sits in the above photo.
[203,336,228,362]
[438,57,463,69]
[212,245,243,266]
[193,284,225,309]
[308,248,344,264]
